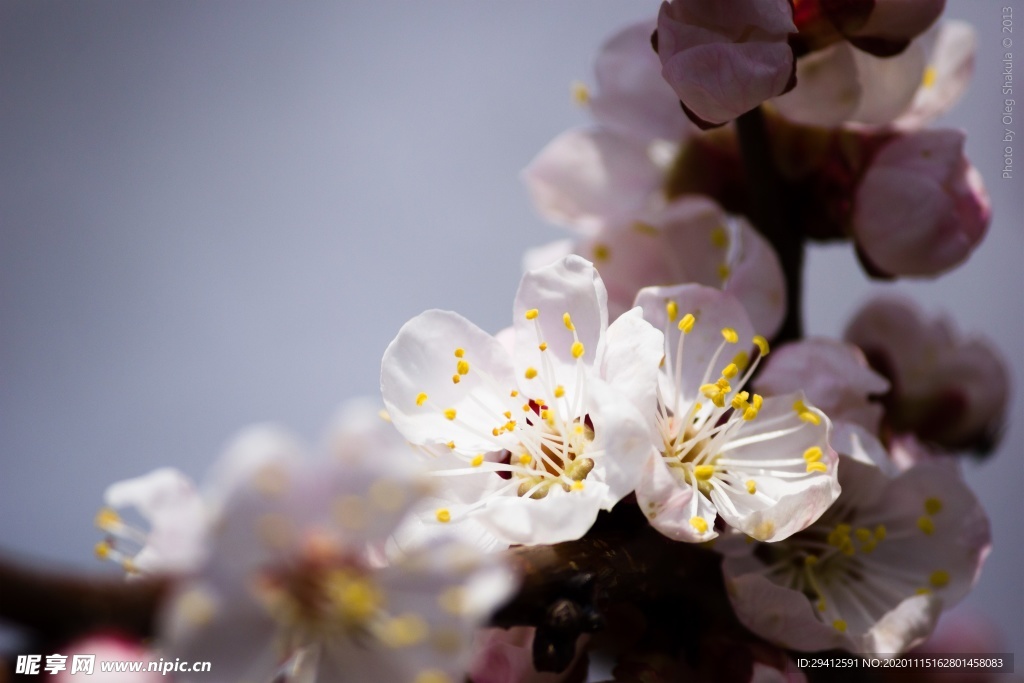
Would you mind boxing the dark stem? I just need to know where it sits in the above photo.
[0,556,168,644]
[735,107,804,344]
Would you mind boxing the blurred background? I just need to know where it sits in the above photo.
[1,0,1021,658]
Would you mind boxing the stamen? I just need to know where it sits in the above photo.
[435,508,451,523]
[525,309,539,320]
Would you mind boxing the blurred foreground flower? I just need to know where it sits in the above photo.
[160,431,516,683]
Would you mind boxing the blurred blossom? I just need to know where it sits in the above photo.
[160,429,516,683]
[792,0,945,55]
[53,633,162,683]
[655,0,797,128]
[523,196,786,336]
[853,128,989,277]
[380,256,658,545]
[721,456,990,654]
[630,284,838,543]
[773,20,974,129]
[95,468,208,576]
[845,296,1009,456]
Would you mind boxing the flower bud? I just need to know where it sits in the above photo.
[656,0,797,128]
[853,129,989,277]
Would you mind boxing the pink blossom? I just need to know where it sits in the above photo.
[853,129,990,277]
[845,296,1009,455]
[656,0,797,127]
[721,456,991,654]
[54,634,163,683]
[469,628,583,683]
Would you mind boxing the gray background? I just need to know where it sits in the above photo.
[1,0,1021,658]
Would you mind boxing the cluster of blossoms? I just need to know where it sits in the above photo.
[85,1,1009,682]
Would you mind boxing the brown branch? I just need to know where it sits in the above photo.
[0,556,168,644]
[735,107,804,344]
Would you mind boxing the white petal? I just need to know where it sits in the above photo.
[636,452,718,542]
[513,255,608,381]
[473,484,606,546]
[382,309,517,453]
[597,307,664,437]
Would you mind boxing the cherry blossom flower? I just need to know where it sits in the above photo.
[845,296,1009,455]
[656,0,797,128]
[631,284,839,543]
[381,256,660,546]
[95,468,208,575]
[721,455,990,653]
[853,128,989,277]
[524,196,786,336]
[772,21,974,129]
[161,438,516,683]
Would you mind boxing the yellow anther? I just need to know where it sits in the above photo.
[710,226,729,248]
[721,328,738,343]
[917,516,935,535]
[717,263,731,280]
[836,523,852,535]
[452,374,461,384]
[571,341,585,359]
[563,313,574,331]
[94,507,121,530]
[435,508,451,523]
[716,377,731,391]
[446,441,456,450]
[855,528,872,543]
[540,409,550,421]
[806,462,828,474]
[746,480,757,494]
[690,516,709,533]
[524,367,538,380]
[592,242,610,262]
[929,570,950,588]
[833,620,848,633]
[454,348,465,358]
[693,465,716,481]
[443,408,457,421]
[510,390,519,397]
[874,524,887,540]
[722,363,739,379]
[518,453,532,465]
[743,407,759,421]
[94,541,112,560]
[491,427,501,437]
[803,447,823,463]
[922,65,937,88]
[380,613,430,648]
[570,80,591,106]
[378,409,391,422]
[924,497,943,515]
[574,424,584,434]
[751,394,763,410]
[732,350,750,371]
[916,587,932,595]
[525,309,539,320]
[731,393,750,411]
[753,335,770,356]
[799,410,822,425]
[538,342,548,352]
[666,300,679,322]
[471,454,484,467]
[571,480,585,491]
[522,403,531,412]
[416,393,428,406]
[700,383,720,398]
[554,385,565,398]
[121,557,137,574]
[804,554,818,566]
[503,410,512,419]
[456,360,469,375]
[679,313,695,333]
[793,399,807,413]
